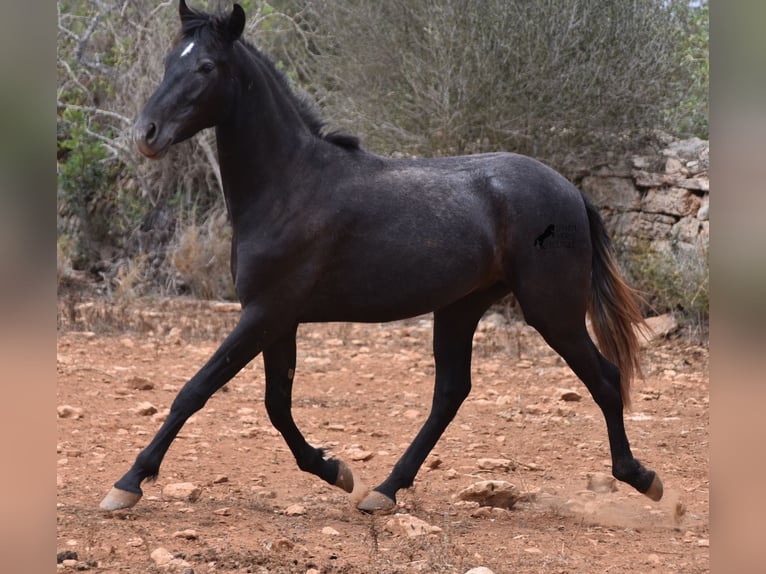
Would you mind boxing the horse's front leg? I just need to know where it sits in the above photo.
[263,326,356,492]
[100,307,270,511]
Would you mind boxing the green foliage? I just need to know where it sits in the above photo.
[619,239,709,328]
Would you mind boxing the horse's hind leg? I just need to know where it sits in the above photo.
[519,299,661,499]
[262,326,355,492]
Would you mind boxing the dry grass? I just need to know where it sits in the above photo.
[170,209,235,300]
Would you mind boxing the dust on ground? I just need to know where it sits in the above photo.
[57,297,709,573]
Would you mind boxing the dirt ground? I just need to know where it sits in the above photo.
[56,297,709,573]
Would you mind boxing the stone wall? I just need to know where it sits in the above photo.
[579,137,709,318]
[581,137,709,260]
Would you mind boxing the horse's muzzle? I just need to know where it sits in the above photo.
[133,119,170,159]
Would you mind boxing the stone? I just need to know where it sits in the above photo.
[126,376,154,390]
[586,472,618,494]
[582,176,641,210]
[150,547,191,570]
[321,526,340,536]
[477,458,514,471]
[135,402,158,416]
[638,313,679,346]
[642,188,700,217]
[697,197,709,221]
[173,529,198,540]
[285,503,306,516]
[162,482,202,502]
[384,513,442,538]
[456,480,520,509]
[465,568,496,574]
[57,405,82,419]
[676,177,709,192]
[664,157,685,175]
[150,547,175,566]
[558,389,582,402]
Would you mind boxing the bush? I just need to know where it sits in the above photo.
[618,239,709,330]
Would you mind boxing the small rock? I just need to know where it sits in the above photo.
[456,480,520,509]
[285,503,306,516]
[150,547,175,566]
[638,313,679,346]
[273,538,294,551]
[212,475,229,484]
[558,389,582,402]
[321,526,340,536]
[426,455,443,469]
[57,405,82,419]
[697,538,710,547]
[647,553,662,565]
[477,458,514,471]
[465,568,495,574]
[62,559,78,567]
[586,472,618,494]
[385,513,442,538]
[173,529,198,540]
[347,448,374,462]
[126,376,154,390]
[213,507,231,516]
[163,482,202,502]
[135,402,158,416]
[306,569,320,574]
[57,551,78,563]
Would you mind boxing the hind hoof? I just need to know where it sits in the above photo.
[357,490,395,514]
[100,487,142,511]
[644,473,664,501]
[334,461,355,493]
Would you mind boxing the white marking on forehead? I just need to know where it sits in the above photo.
[180,42,195,57]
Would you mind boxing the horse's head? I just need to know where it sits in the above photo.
[134,1,246,158]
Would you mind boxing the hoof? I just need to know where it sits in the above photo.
[644,473,664,502]
[334,460,355,493]
[100,487,142,511]
[357,490,395,514]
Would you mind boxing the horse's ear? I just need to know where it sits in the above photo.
[179,0,193,21]
[227,4,246,41]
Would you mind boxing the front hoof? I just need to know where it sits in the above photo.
[100,487,142,511]
[357,490,395,514]
[644,473,664,501]
[334,460,355,493]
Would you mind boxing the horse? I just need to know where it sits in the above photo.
[100,0,663,514]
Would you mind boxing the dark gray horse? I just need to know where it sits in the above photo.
[101,1,662,514]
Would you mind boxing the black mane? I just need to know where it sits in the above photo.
[178,6,360,151]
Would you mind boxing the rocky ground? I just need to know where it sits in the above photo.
[57,297,709,573]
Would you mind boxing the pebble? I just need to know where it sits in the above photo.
[163,482,202,502]
[285,503,306,516]
[135,402,158,416]
[150,547,191,569]
[126,376,154,390]
[465,568,495,574]
[173,529,198,540]
[558,389,582,402]
[477,458,514,471]
[57,405,82,419]
[385,513,442,538]
[321,526,340,536]
[456,480,519,509]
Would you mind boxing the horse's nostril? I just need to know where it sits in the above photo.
[145,122,157,143]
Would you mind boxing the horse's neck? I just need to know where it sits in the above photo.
[216,50,310,214]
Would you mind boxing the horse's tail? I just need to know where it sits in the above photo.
[584,195,647,410]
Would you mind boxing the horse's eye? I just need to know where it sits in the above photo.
[198,60,215,74]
